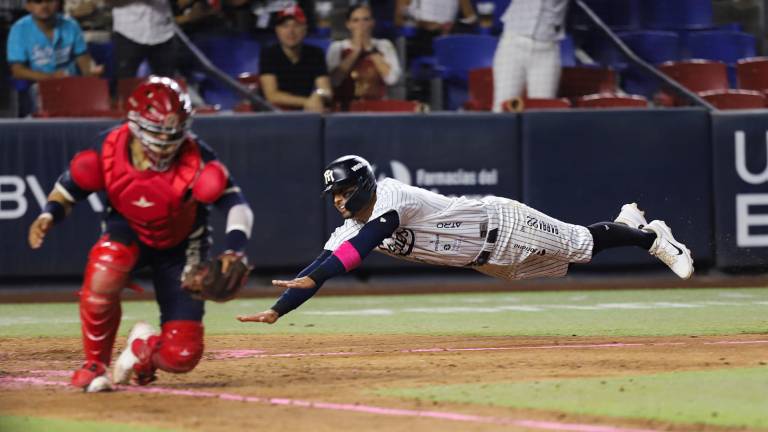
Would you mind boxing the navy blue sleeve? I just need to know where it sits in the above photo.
[271,250,332,316]
[307,210,400,286]
[198,138,252,252]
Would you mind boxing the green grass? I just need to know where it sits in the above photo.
[0,416,180,432]
[378,367,768,428]
[1,287,767,338]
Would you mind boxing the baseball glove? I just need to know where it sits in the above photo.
[182,253,252,302]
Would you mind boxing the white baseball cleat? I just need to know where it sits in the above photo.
[643,220,694,279]
[113,321,157,385]
[614,202,648,229]
[86,375,113,393]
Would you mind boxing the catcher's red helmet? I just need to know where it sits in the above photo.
[126,76,193,171]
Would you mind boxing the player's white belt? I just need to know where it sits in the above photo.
[468,207,499,266]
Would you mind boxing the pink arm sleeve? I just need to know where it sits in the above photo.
[333,241,362,271]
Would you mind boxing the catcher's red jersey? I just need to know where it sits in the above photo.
[98,124,201,249]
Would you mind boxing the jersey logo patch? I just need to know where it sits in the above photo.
[131,196,156,208]
[379,228,415,256]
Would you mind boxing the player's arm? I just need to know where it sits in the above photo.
[28,149,104,249]
[238,211,400,324]
[194,146,254,271]
[237,249,332,324]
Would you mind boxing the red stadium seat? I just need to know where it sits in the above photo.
[575,93,649,108]
[348,100,423,112]
[501,97,571,112]
[557,66,618,100]
[233,73,262,112]
[656,59,729,106]
[36,76,120,117]
[736,57,768,95]
[699,89,766,109]
[464,67,493,111]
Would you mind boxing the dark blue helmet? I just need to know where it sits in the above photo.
[322,155,377,215]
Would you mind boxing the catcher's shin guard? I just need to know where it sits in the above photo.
[154,320,204,373]
[78,236,138,367]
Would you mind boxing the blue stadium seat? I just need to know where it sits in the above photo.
[560,34,576,67]
[574,0,641,30]
[686,31,757,86]
[433,34,498,110]
[192,36,260,109]
[619,31,681,97]
[303,37,332,53]
[641,0,712,30]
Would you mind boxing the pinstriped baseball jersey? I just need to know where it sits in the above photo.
[324,178,594,279]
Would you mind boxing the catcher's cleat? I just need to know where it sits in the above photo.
[114,321,158,385]
[614,202,648,229]
[643,220,694,279]
[71,360,112,392]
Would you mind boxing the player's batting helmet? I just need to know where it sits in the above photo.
[322,155,376,215]
[126,76,193,172]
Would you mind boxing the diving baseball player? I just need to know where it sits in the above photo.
[238,155,693,324]
[27,77,253,392]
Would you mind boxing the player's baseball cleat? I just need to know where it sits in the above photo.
[643,220,694,279]
[614,202,647,229]
[71,360,112,392]
[114,321,157,385]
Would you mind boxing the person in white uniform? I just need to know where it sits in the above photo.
[238,155,693,324]
[492,0,569,112]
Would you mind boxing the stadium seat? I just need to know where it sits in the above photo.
[36,76,120,117]
[433,34,498,110]
[233,73,262,112]
[557,66,617,100]
[640,0,713,30]
[560,34,577,67]
[659,60,729,92]
[193,36,260,109]
[618,31,681,97]
[574,0,641,30]
[686,31,756,65]
[464,67,493,111]
[575,93,649,108]
[685,30,756,86]
[699,89,767,110]
[348,99,422,112]
[737,57,768,95]
[656,60,729,106]
[501,97,571,112]
[303,36,332,53]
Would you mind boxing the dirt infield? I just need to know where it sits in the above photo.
[2,333,767,432]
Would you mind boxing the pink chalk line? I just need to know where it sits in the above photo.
[0,375,659,432]
[208,339,768,360]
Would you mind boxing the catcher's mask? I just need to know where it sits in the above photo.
[126,76,193,172]
[322,155,376,215]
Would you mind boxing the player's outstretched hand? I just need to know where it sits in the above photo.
[271,276,317,289]
[237,309,279,324]
[28,215,53,249]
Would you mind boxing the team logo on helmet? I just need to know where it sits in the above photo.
[324,169,334,184]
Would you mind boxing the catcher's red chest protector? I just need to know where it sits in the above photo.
[102,124,201,249]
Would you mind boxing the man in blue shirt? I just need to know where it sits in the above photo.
[7,0,103,81]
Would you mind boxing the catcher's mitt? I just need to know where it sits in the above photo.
[182,253,252,302]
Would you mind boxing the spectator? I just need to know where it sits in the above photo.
[108,0,176,79]
[64,0,110,43]
[492,0,569,112]
[7,0,103,81]
[395,0,477,60]
[259,5,331,112]
[327,4,401,110]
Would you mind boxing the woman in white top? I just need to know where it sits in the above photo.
[326,4,401,110]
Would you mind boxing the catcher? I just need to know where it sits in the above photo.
[27,77,253,392]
